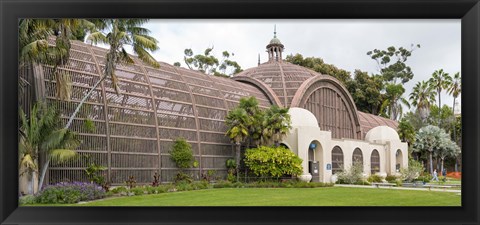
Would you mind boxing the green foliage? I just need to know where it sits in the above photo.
[83,118,96,133]
[111,186,128,194]
[400,159,424,182]
[244,146,303,179]
[182,47,242,76]
[174,172,193,184]
[285,53,352,86]
[367,174,383,183]
[212,180,334,189]
[398,117,416,146]
[409,80,436,120]
[84,162,106,186]
[226,158,236,170]
[385,175,398,183]
[170,138,194,170]
[367,44,420,84]
[336,163,364,184]
[263,105,292,146]
[379,83,410,120]
[346,70,384,114]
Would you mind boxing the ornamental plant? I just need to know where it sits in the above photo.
[170,138,194,183]
[400,159,425,182]
[35,182,105,204]
[244,146,303,179]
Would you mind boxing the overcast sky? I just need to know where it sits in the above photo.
[142,19,461,113]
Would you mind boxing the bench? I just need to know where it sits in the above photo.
[371,183,396,188]
[423,185,452,191]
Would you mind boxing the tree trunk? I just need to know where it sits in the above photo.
[38,75,106,192]
[440,158,444,176]
[438,89,442,126]
[235,143,240,183]
[452,97,457,143]
[429,152,433,174]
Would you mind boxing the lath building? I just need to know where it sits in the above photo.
[20,32,407,186]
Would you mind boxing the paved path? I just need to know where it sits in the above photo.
[334,184,461,193]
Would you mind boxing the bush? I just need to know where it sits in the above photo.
[35,182,105,204]
[385,175,397,183]
[170,138,194,169]
[130,187,146,196]
[111,186,128,194]
[19,195,37,205]
[244,146,303,179]
[336,163,364,184]
[367,174,382,183]
[400,159,424,182]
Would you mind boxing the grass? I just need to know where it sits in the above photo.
[26,187,461,207]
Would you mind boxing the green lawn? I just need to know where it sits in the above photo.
[34,187,461,206]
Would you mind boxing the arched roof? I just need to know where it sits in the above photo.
[357,111,399,137]
[234,61,318,106]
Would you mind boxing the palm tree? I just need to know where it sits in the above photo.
[409,80,436,121]
[238,97,261,147]
[429,69,452,126]
[264,105,292,147]
[38,19,161,191]
[447,72,461,141]
[225,108,250,182]
[19,102,79,194]
[19,19,95,100]
[380,83,410,121]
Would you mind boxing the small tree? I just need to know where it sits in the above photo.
[400,159,424,182]
[225,108,250,182]
[170,137,194,182]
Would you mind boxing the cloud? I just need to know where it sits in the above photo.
[142,19,461,112]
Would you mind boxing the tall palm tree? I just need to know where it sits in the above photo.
[447,72,461,141]
[263,105,292,147]
[380,83,410,121]
[409,80,436,121]
[38,19,161,191]
[19,102,79,194]
[225,108,250,182]
[429,69,452,126]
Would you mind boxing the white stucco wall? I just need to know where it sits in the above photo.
[283,108,409,183]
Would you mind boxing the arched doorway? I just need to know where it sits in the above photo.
[371,150,380,174]
[308,140,322,182]
[395,149,403,172]
[332,146,344,174]
[352,148,363,168]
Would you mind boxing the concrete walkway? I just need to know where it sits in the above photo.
[334,184,461,193]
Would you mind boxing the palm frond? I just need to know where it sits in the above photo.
[134,45,160,68]
[48,149,77,163]
[87,31,108,45]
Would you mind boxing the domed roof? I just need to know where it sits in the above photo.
[289,107,318,127]
[233,61,319,107]
[269,37,282,45]
[365,126,400,143]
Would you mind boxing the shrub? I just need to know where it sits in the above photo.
[130,187,146,196]
[174,172,193,183]
[367,174,382,183]
[170,138,194,169]
[336,163,364,184]
[385,175,397,183]
[84,163,106,187]
[244,146,303,179]
[35,182,105,204]
[400,159,424,182]
[19,195,37,205]
[111,186,128,194]
[125,176,136,189]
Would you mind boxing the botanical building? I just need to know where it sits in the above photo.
[20,33,408,186]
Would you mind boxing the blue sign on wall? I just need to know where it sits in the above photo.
[309,143,316,149]
[326,164,332,170]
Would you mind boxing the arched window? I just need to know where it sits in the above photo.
[352,148,363,167]
[396,149,403,172]
[371,150,380,174]
[332,146,344,174]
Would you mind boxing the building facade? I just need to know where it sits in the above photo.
[20,32,407,187]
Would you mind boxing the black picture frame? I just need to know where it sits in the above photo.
[1,0,478,224]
